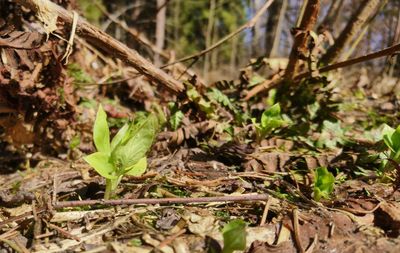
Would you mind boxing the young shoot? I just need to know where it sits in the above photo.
[84,105,158,199]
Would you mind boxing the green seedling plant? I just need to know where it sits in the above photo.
[313,167,335,201]
[381,124,400,171]
[84,105,158,199]
[252,103,286,142]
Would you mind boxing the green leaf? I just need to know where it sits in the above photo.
[110,123,129,151]
[207,88,236,111]
[222,220,247,253]
[170,110,184,130]
[313,167,335,201]
[258,104,285,136]
[83,152,117,179]
[125,157,147,176]
[390,126,400,152]
[111,114,158,170]
[261,104,283,128]
[93,104,110,153]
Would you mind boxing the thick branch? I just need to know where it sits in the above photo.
[284,0,320,80]
[14,0,184,92]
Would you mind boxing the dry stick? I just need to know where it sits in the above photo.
[312,43,400,77]
[284,0,320,80]
[292,209,305,253]
[54,194,269,208]
[245,42,400,100]
[162,0,275,68]
[43,219,81,242]
[259,196,272,226]
[157,229,187,248]
[14,0,183,93]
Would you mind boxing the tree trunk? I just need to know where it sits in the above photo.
[320,0,381,64]
[317,0,344,33]
[251,0,264,57]
[203,0,216,82]
[154,0,167,66]
[265,0,287,57]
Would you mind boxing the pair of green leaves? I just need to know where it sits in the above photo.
[84,105,158,197]
[253,103,286,141]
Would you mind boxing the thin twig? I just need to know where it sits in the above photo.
[260,196,271,226]
[54,194,269,208]
[43,219,81,242]
[305,234,318,253]
[0,207,46,229]
[292,208,305,253]
[162,0,275,68]
[157,228,186,248]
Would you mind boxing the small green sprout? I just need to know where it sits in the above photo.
[252,103,286,142]
[313,167,335,201]
[381,124,400,170]
[84,105,158,199]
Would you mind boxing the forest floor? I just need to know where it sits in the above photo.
[1,71,400,253]
[2,2,400,253]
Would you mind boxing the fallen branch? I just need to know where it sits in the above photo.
[14,0,184,93]
[162,0,275,68]
[54,194,269,208]
[245,42,400,100]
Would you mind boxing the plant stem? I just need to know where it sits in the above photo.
[104,179,112,199]
[104,177,122,199]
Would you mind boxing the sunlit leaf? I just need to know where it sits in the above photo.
[125,157,147,176]
[313,167,335,201]
[83,152,117,179]
[221,220,247,253]
[111,114,158,170]
[93,104,110,153]
[170,110,184,130]
[110,123,129,150]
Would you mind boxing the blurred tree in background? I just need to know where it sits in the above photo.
[74,0,400,82]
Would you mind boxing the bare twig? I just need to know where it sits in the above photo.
[157,229,186,248]
[14,0,184,93]
[292,208,305,253]
[162,0,275,68]
[54,194,269,208]
[305,234,318,253]
[43,219,81,242]
[260,196,272,226]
